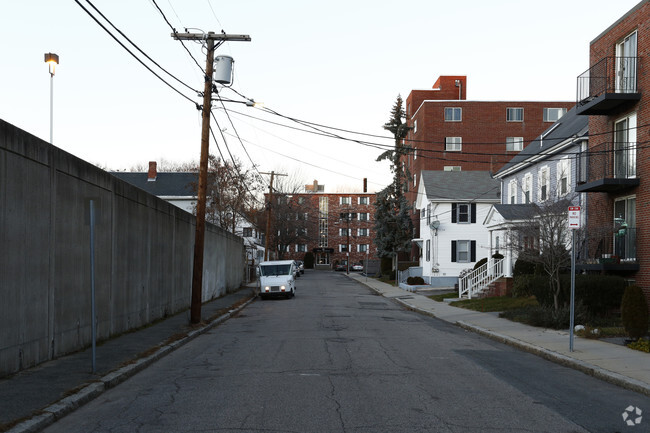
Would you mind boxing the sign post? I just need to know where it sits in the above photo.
[568,206,581,352]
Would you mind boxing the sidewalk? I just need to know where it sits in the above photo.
[1,286,258,433]
[347,272,650,397]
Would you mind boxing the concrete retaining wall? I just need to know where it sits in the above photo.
[0,119,244,377]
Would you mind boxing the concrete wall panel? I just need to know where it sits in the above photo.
[0,119,245,377]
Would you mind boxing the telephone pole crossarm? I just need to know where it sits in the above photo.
[172,33,251,42]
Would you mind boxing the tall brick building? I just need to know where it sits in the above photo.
[267,181,377,268]
[574,0,649,307]
[402,76,574,260]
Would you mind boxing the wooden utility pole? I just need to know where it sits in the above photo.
[260,171,287,261]
[172,31,250,324]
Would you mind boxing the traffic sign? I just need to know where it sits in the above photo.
[568,206,581,229]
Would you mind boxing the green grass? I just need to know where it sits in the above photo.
[428,292,459,302]
[449,296,539,312]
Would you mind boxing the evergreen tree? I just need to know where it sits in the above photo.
[374,95,414,267]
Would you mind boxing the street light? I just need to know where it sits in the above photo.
[44,53,59,144]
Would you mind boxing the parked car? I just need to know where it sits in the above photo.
[292,261,301,277]
[335,260,348,271]
[295,260,305,274]
[351,263,364,272]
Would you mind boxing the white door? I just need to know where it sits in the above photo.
[616,31,637,93]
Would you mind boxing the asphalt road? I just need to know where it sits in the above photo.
[43,271,649,433]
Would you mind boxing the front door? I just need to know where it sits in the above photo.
[614,114,637,178]
[614,197,636,260]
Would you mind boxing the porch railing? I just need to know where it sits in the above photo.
[577,227,637,265]
[458,258,505,299]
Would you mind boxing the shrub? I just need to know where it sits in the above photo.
[627,338,650,353]
[513,258,538,277]
[303,252,314,269]
[380,257,392,275]
[621,285,649,339]
[473,257,488,270]
[407,276,425,285]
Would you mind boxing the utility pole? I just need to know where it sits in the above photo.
[172,31,250,324]
[260,171,287,261]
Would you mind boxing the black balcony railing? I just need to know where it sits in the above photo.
[576,56,640,115]
[577,227,638,271]
[576,141,639,192]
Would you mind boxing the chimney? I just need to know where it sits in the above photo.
[147,161,157,181]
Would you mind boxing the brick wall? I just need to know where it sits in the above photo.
[586,1,650,309]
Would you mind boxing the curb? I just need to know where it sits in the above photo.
[352,276,650,398]
[6,294,257,433]
[455,321,650,398]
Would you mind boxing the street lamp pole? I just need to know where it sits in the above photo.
[44,53,59,144]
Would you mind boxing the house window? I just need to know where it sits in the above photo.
[614,113,637,178]
[358,228,369,236]
[242,227,253,237]
[358,244,369,253]
[358,196,369,205]
[444,166,461,171]
[426,240,431,262]
[616,31,638,93]
[451,240,476,263]
[340,197,351,205]
[297,244,307,252]
[339,228,350,236]
[523,174,532,203]
[414,119,418,134]
[413,174,417,187]
[445,137,462,151]
[452,203,476,224]
[444,107,462,122]
[339,244,349,252]
[539,166,550,201]
[543,108,567,122]
[426,204,431,225]
[506,137,524,152]
[507,107,524,122]
[558,158,571,196]
[509,179,517,204]
[359,212,369,221]
[414,148,417,160]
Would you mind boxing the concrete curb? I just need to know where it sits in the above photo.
[348,275,650,399]
[455,321,650,398]
[6,294,257,433]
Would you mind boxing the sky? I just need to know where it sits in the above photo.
[0,0,643,194]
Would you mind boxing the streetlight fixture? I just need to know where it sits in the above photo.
[44,53,59,144]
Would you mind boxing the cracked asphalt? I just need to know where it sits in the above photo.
[39,271,649,433]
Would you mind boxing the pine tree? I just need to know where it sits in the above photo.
[374,95,414,268]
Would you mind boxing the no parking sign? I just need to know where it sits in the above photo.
[568,206,581,229]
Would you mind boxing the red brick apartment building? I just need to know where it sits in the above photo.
[402,76,574,259]
[574,0,650,306]
[267,181,377,268]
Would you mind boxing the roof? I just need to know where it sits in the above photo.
[111,172,197,197]
[495,105,588,177]
[420,170,501,202]
[492,204,540,221]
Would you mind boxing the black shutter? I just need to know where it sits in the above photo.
[451,240,457,262]
[451,203,457,223]
[471,241,476,262]
[471,203,477,223]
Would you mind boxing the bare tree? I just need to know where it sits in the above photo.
[195,155,264,234]
[508,195,579,310]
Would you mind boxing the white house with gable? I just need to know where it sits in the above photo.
[414,170,501,287]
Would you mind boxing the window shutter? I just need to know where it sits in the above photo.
[451,240,457,262]
[471,203,477,223]
[471,241,476,262]
[451,203,457,223]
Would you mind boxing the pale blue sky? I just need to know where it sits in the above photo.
[0,0,642,192]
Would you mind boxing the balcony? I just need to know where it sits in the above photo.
[576,56,641,115]
[576,141,639,192]
[577,227,639,272]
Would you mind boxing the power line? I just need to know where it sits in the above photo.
[74,0,198,106]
